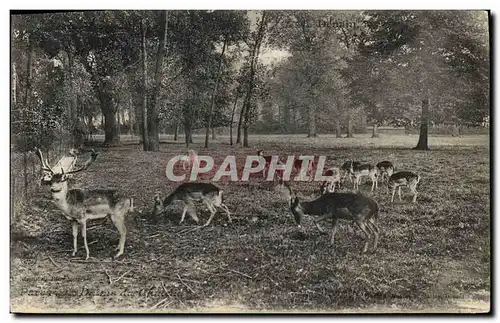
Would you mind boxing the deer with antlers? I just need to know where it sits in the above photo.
[277,181,380,254]
[36,149,134,260]
[36,148,79,185]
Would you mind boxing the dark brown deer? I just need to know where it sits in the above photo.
[277,181,380,254]
[153,182,231,227]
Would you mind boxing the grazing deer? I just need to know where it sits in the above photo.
[376,161,394,183]
[351,163,378,191]
[153,182,231,227]
[277,181,380,253]
[340,161,361,184]
[36,150,134,260]
[36,148,79,185]
[388,171,421,203]
[319,167,342,194]
[179,149,199,172]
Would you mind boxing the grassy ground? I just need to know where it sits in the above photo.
[10,134,490,313]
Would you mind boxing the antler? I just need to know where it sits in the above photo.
[64,149,99,175]
[35,148,54,174]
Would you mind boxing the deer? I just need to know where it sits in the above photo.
[152,182,231,227]
[179,149,199,172]
[36,149,134,260]
[340,161,361,184]
[319,167,342,194]
[277,181,380,254]
[351,162,378,191]
[292,155,316,181]
[388,171,421,203]
[36,148,79,185]
[376,161,394,183]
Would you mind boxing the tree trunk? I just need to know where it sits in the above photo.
[184,124,191,147]
[307,105,317,137]
[452,124,460,137]
[211,127,216,140]
[347,115,354,138]
[174,123,179,141]
[205,36,227,148]
[371,124,379,138]
[229,96,238,145]
[335,119,342,138]
[141,19,149,151]
[242,12,267,148]
[283,104,290,133]
[102,107,120,146]
[146,11,168,152]
[236,104,244,144]
[414,96,430,150]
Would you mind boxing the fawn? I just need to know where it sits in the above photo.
[388,171,421,203]
[340,161,360,184]
[153,182,231,227]
[277,181,380,253]
[36,149,134,260]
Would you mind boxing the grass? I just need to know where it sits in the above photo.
[10,134,490,313]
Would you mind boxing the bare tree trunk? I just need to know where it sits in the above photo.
[205,36,227,148]
[229,96,239,145]
[347,115,354,138]
[307,105,317,137]
[211,127,216,140]
[146,11,168,152]
[242,12,267,148]
[335,119,342,138]
[371,124,379,138]
[236,105,244,144]
[174,123,179,141]
[141,19,149,151]
[414,96,430,150]
[452,124,460,137]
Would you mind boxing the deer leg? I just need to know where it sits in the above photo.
[219,203,232,223]
[371,176,375,192]
[314,214,331,234]
[80,220,90,260]
[391,186,397,202]
[111,214,127,259]
[71,221,79,257]
[398,186,402,201]
[203,202,217,227]
[329,218,339,245]
[410,183,418,203]
[367,218,380,252]
[179,205,189,224]
[356,221,372,254]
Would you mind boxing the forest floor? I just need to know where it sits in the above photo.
[10,134,491,313]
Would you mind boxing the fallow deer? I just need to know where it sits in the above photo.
[36,149,134,260]
[340,160,361,184]
[153,182,231,227]
[319,167,342,194]
[351,163,378,191]
[376,161,394,183]
[388,171,421,203]
[277,181,380,253]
